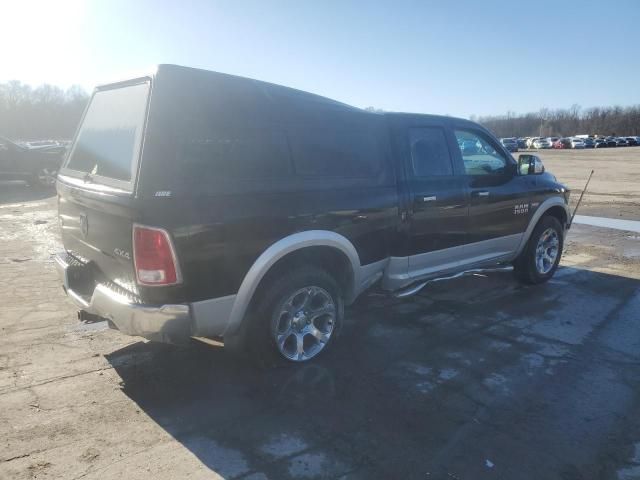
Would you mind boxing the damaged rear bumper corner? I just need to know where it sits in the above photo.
[55,252,192,344]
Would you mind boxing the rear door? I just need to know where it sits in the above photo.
[404,125,469,278]
[451,127,530,261]
[57,79,151,295]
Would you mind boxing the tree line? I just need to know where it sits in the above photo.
[0,81,89,140]
[2,81,640,141]
[471,105,640,139]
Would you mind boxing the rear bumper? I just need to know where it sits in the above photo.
[55,252,234,344]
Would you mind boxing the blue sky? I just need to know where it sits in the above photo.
[2,0,639,118]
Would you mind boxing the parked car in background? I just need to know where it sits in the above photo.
[26,142,67,155]
[0,135,65,187]
[582,138,595,148]
[517,138,527,149]
[553,138,572,149]
[500,137,518,152]
[460,139,480,155]
[594,138,607,148]
[533,138,552,149]
[615,137,628,147]
[526,137,539,149]
[624,137,638,146]
[605,137,618,147]
[570,138,585,149]
[547,137,560,147]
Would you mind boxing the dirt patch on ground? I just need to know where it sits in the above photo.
[534,147,640,219]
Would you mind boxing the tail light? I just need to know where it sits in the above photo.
[133,224,182,286]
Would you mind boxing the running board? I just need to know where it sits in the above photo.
[392,266,513,299]
[192,336,225,348]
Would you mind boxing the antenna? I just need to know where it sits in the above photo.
[569,170,594,227]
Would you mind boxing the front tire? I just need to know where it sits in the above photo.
[247,266,344,365]
[513,215,564,284]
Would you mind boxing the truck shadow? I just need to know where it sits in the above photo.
[106,266,640,479]
[0,181,56,205]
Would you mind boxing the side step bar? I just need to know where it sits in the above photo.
[392,266,513,298]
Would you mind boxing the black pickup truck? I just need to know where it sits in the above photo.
[55,65,570,363]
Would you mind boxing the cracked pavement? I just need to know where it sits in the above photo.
[1,164,640,479]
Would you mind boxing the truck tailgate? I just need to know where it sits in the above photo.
[58,181,138,295]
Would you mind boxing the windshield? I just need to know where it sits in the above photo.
[64,81,150,184]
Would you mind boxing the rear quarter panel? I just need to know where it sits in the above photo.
[151,185,398,303]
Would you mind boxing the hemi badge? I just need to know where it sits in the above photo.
[154,191,172,197]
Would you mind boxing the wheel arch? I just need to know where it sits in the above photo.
[544,205,568,227]
[515,196,570,257]
[222,231,362,337]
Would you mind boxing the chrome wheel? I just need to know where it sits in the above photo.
[535,228,559,274]
[36,168,57,186]
[271,286,336,362]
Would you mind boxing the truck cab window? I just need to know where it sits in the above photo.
[409,127,453,176]
[454,129,508,176]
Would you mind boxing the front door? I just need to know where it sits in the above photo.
[405,126,469,278]
[452,127,531,261]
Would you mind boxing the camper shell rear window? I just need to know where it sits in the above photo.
[63,79,150,190]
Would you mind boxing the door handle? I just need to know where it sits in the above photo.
[473,191,490,197]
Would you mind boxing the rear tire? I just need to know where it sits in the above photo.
[246,266,344,366]
[513,215,564,285]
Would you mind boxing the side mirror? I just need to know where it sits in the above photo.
[518,154,545,175]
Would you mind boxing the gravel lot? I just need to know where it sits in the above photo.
[1,147,639,480]
[535,147,640,220]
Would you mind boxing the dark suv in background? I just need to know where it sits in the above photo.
[0,136,64,187]
[499,137,518,152]
[55,65,570,363]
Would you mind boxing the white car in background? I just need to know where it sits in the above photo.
[526,137,539,148]
[533,138,552,149]
[570,138,585,149]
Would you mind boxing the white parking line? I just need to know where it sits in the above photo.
[573,215,640,233]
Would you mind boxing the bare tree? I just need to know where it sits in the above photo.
[0,81,89,140]
[474,105,640,138]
